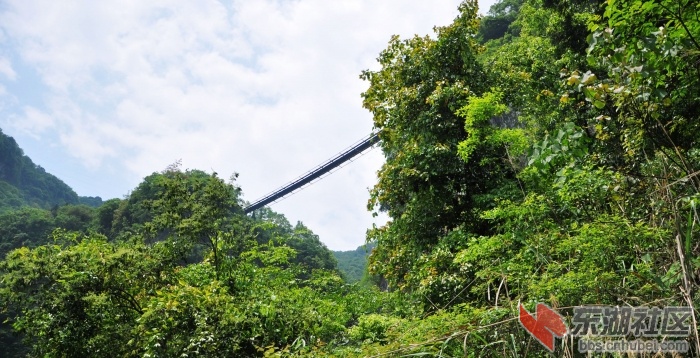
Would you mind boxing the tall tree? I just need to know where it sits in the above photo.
[361,0,516,301]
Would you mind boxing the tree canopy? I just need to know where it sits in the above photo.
[0,128,80,212]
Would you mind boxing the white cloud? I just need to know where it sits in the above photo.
[0,0,477,250]
[0,57,16,80]
[8,106,54,136]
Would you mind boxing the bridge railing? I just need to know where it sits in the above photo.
[243,132,380,214]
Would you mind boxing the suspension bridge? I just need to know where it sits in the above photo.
[243,132,380,214]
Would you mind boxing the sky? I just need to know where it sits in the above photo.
[0,0,497,251]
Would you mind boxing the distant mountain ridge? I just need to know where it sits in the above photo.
[0,128,102,211]
[332,242,376,283]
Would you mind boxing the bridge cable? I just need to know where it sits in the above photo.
[243,132,380,214]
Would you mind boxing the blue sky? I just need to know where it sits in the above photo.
[0,0,497,251]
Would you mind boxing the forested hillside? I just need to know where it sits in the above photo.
[1,0,699,356]
[0,128,82,211]
[358,0,700,354]
[333,242,376,283]
[0,164,342,356]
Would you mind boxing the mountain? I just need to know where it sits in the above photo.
[333,242,375,283]
[0,128,84,212]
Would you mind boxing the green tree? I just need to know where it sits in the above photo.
[0,168,360,357]
[143,165,244,278]
[79,196,103,207]
[54,204,96,232]
[361,0,516,304]
[249,208,339,276]
[0,231,168,357]
[286,221,337,273]
[0,207,55,259]
[93,198,122,237]
[351,0,700,354]
[477,0,524,42]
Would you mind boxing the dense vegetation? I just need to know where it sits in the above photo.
[333,243,376,283]
[0,129,82,211]
[1,0,699,356]
[0,128,102,213]
[0,163,345,357]
[359,0,700,354]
